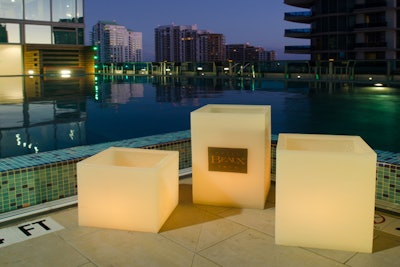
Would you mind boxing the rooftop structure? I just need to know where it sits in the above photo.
[0,0,94,76]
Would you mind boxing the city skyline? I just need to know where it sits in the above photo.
[85,0,309,61]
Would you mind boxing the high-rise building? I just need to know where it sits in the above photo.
[198,33,226,62]
[284,0,400,61]
[0,0,94,76]
[154,24,225,62]
[129,31,143,62]
[226,43,266,63]
[92,21,142,63]
[155,24,197,62]
[259,50,277,61]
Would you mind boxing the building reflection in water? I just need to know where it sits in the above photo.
[1,75,399,158]
[0,75,94,158]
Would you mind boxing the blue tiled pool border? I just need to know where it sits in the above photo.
[1,130,400,215]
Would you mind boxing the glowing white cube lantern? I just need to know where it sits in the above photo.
[77,147,179,233]
[191,104,271,209]
[275,134,377,253]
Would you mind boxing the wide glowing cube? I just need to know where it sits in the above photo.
[77,147,179,233]
[275,134,377,253]
[191,104,271,209]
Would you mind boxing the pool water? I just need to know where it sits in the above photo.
[1,75,400,158]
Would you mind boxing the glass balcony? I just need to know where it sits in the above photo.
[284,11,313,23]
[285,28,311,38]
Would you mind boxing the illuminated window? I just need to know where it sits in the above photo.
[0,23,20,43]
[52,0,76,23]
[25,24,51,44]
[0,0,23,19]
[76,0,83,23]
[25,0,51,21]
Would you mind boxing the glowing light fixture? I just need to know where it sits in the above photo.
[60,69,71,78]
[191,104,271,209]
[27,70,34,75]
[60,69,71,75]
[77,147,179,232]
[374,83,383,87]
[275,134,377,253]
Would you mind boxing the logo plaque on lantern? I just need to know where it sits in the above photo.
[208,147,248,173]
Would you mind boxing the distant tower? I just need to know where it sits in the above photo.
[226,43,264,63]
[92,21,143,63]
[129,31,143,62]
[154,24,198,62]
[259,50,277,61]
[198,33,226,62]
[155,24,225,62]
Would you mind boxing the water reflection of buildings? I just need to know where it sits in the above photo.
[153,77,227,106]
[0,76,94,158]
[110,83,144,104]
[94,76,148,105]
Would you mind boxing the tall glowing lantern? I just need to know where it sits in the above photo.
[275,134,377,253]
[191,104,271,209]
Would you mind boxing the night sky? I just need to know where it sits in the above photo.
[84,0,309,61]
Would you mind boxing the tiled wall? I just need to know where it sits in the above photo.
[0,131,192,214]
[0,130,399,215]
[376,162,400,204]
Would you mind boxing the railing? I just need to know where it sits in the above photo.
[93,59,400,83]
[284,29,312,37]
[284,11,313,22]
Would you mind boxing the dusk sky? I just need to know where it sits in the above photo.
[84,0,310,61]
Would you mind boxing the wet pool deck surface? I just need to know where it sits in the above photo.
[1,177,400,267]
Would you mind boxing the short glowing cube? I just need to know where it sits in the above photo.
[77,147,179,233]
[191,104,271,209]
[275,134,377,253]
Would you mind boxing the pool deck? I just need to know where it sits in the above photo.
[1,177,400,267]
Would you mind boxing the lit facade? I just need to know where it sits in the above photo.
[198,33,226,62]
[284,0,400,60]
[155,24,197,62]
[226,43,266,63]
[154,24,225,62]
[259,50,277,61]
[129,31,143,62]
[0,0,94,75]
[92,21,143,63]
